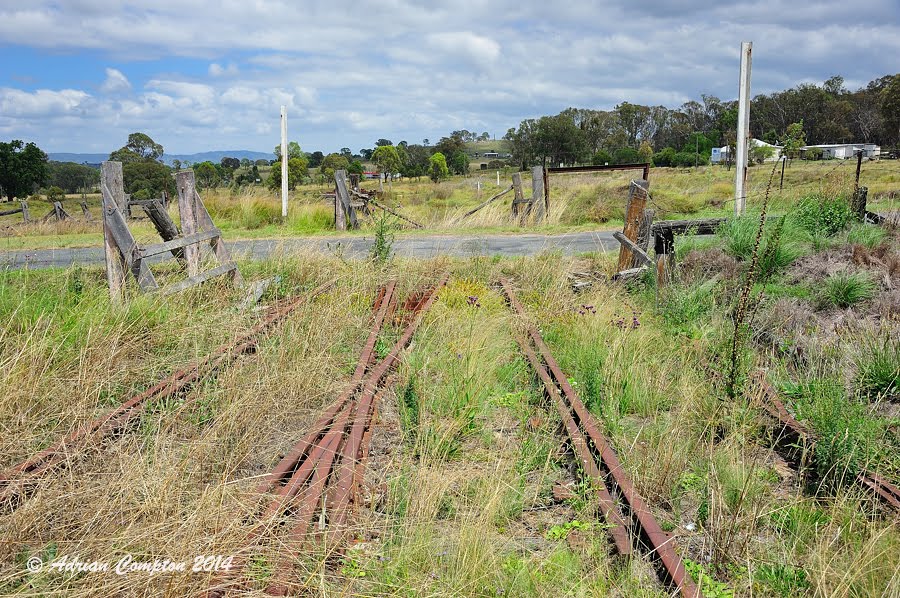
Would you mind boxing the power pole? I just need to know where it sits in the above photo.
[734,41,752,216]
[280,105,288,219]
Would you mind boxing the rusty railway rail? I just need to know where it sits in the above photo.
[499,277,701,598]
[754,373,900,514]
[208,274,448,597]
[0,279,337,512]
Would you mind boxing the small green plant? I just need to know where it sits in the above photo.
[846,222,887,248]
[755,563,810,597]
[683,558,734,597]
[820,271,876,308]
[369,210,397,264]
[546,519,592,540]
[794,194,853,236]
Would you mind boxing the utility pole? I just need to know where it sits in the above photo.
[734,41,752,216]
[280,105,288,219]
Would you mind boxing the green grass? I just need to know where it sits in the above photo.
[854,335,899,400]
[820,270,877,308]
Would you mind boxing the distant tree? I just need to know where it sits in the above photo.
[348,160,365,176]
[613,147,640,164]
[308,151,325,168]
[360,148,374,160]
[592,149,613,165]
[268,155,309,190]
[372,145,402,178]
[750,144,776,165]
[401,144,431,179]
[273,141,304,161]
[479,131,490,141]
[122,161,174,197]
[422,138,430,146]
[123,132,164,161]
[433,135,466,160]
[637,141,654,163]
[172,159,182,170]
[781,121,806,164]
[881,74,900,146]
[375,138,393,147]
[220,156,240,170]
[45,186,65,202]
[320,153,350,181]
[339,147,353,161]
[108,148,144,164]
[652,147,677,167]
[255,159,269,167]
[194,162,220,189]
[240,158,251,168]
[48,161,99,194]
[428,152,450,183]
[0,140,49,200]
[449,150,469,175]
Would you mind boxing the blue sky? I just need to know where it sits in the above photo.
[1,0,898,156]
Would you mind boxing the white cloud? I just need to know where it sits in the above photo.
[100,68,131,93]
[209,62,239,77]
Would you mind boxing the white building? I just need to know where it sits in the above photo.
[711,139,782,164]
[800,143,880,159]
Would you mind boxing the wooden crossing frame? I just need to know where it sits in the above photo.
[101,161,242,302]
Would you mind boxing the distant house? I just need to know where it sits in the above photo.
[711,139,782,164]
[363,171,379,179]
[483,152,500,158]
[800,143,880,159]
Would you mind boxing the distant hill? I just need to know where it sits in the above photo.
[48,150,275,167]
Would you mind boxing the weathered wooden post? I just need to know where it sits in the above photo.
[617,180,650,271]
[175,171,201,278]
[20,200,30,223]
[101,161,128,302]
[80,201,93,221]
[654,230,676,288]
[349,173,360,191]
[851,186,868,221]
[334,170,357,230]
[531,165,546,223]
[511,172,524,219]
[634,208,655,268]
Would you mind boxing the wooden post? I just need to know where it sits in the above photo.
[175,171,201,278]
[143,199,184,261]
[531,166,545,223]
[851,186,868,222]
[191,187,243,286]
[617,180,650,271]
[80,201,93,221]
[280,105,288,219]
[642,164,650,181]
[101,161,127,302]
[734,41,752,215]
[634,208,655,268]
[334,170,356,229]
[854,150,863,192]
[779,156,786,190]
[20,200,30,223]
[349,173,360,191]
[511,172,524,219]
[543,166,550,216]
[654,231,675,288]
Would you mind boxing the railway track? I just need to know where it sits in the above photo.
[753,373,900,514]
[0,279,337,512]
[499,277,702,598]
[207,274,448,597]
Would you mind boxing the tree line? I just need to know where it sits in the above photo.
[503,73,900,169]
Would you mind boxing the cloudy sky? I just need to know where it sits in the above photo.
[1,0,898,156]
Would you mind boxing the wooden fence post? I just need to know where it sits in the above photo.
[20,200,30,223]
[191,187,243,286]
[633,208,655,268]
[511,172,524,220]
[175,171,201,277]
[142,200,183,261]
[654,231,675,288]
[617,180,650,271]
[101,161,127,302]
[851,186,868,221]
[334,170,357,230]
[531,166,545,223]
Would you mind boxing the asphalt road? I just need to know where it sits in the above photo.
[0,230,619,269]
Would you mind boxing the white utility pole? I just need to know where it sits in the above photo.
[496,170,500,185]
[734,41,752,215]
[280,105,288,219]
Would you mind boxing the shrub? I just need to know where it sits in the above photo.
[820,271,876,308]
[45,186,66,202]
[854,335,899,400]
[591,149,612,165]
[652,147,676,167]
[794,194,853,236]
[718,216,805,277]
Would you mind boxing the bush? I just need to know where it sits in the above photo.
[794,194,853,236]
[718,216,805,277]
[820,271,876,308]
[131,189,151,201]
[613,147,640,164]
[591,150,612,165]
[854,335,899,400]
[45,186,65,202]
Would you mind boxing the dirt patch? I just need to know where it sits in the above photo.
[679,248,739,284]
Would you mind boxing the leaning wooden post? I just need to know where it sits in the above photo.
[617,180,650,271]
[334,170,356,230]
[851,186,868,221]
[80,201,93,221]
[20,200,30,223]
[101,161,127,302]
[143,199,184,261]
[511,172,524,219]
[531,165,546,223]
[654,231,675,288]
[175,171,201,277]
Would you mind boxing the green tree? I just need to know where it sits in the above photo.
[881,74,900,146]
[0,140,49,200]
[267,155,309,190]
[194,161,220,189]
[428,152,449,183]
[122,161,174,197]
[274,141,304,161]
[750,144,776,165]
[124,132,164,161]
[372,145,402,178]
[449,150,469,175]
[782,121,806,164]
[348,160,365,176]
[46,186,65,202]
[320,153,350,181]
[48,161,100,194]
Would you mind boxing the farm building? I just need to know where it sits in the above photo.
[800,143,880,159]
[711,139,782,164]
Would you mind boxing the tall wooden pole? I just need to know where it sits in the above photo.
[734,41,752,216]
[280,105,288,219]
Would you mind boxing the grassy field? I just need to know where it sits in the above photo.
[2,159,898,251]
[1,184,898,596]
